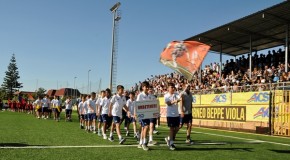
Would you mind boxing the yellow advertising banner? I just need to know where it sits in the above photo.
[192,106,246,122]
[246,105,269,122]
[193,105,270,122]
[273,90,284,104]
[160,106,167,118]
[200,93,231,105]
[159,97,165,106]
[158,96,272,122]
[161,105,271,122]
[160,95,201,105]
[231,91,270,105]
[192,95,201,105]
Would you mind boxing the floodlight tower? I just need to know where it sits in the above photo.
[97,78,102,94]
[109,2,121,93]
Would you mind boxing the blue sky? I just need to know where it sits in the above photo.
[0,0,283,93]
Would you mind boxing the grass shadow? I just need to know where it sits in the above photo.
[0,143,46,147]
[176,147,254,152]
[269,149,290,154]
[175,140,261,146]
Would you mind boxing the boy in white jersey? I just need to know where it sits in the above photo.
[87,92,97,133]
[41,95,50,119]
[108,85,130,144]
[97,91,105,136]
[83,95,89,132]
[99,88,113,139]
[78,96,86,129]
[164,82,180,151]
[51,96,61,122]
[65,96,73,122]
[126,91,138,138]
[136,81,157,151]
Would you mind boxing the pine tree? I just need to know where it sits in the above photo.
[1,54,23,99]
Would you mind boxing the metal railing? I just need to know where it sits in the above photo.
[154,82,290,97]
[191,82,290,95]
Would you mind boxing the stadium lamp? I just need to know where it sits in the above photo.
[115,16,121,21]
[110,2,121,12]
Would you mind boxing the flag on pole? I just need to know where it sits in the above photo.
[160,41,210,80]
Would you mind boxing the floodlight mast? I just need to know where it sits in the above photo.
[110,2,120,12]
[109,2,121,93]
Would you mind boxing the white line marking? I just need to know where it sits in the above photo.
[0,145,139,149]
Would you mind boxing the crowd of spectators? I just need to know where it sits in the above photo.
[131,48,290,95]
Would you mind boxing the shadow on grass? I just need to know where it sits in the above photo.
[175,147,254,152]
[0,143,46,147]
[269,149,290,154]
[175,140,261,146]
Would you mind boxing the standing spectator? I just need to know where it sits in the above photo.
[266,51,272,66]
[212,62,217,71]
[216,63,220,73]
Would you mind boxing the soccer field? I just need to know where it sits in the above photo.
[1,111,290,160]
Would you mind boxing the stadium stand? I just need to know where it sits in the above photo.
[131,48,289,95]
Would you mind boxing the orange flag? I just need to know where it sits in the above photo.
[160,41,210,80]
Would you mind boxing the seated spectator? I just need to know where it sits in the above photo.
[232,82,239,92]
[273,73,279,82]
[132,48,288,95]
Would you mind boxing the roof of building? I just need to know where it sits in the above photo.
[185,1,290,56]
[54,88,81,97]
[46,89,57,97]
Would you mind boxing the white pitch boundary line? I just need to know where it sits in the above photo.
[0,145,139,149]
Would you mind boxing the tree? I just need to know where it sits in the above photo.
[1,54,23,99]
[0,87,7,100]
[32,87,46,99]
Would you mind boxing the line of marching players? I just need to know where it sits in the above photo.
[77,84,159,151]
[4,81,194,151]
[77,81,194,151]
[5,94,74,122]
